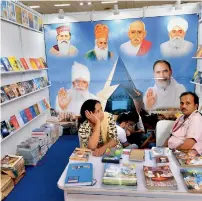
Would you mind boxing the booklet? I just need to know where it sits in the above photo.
[69,148,91,162]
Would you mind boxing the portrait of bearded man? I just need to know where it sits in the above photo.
[160,17,193,57]
[85,24,113,61]
[49,25,78,57]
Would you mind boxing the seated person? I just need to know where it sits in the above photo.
[116,113,138,149]
[78,99,122,157]
[164,92,202,155]
[126,111,146,147]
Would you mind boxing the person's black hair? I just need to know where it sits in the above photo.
[180,91,199,107]
[117,113,130,124]
[153,60,172,71]
[79,99,101,124]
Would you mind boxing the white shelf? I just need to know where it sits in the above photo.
[192,57,202,59]
[1,68,48,75]
[1,109,50,143]
[190,81,202,86]
[0,85,51,106]
[199,19,202,23]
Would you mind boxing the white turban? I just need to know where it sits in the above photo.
[71,62,90,83]
[167,17,188,32]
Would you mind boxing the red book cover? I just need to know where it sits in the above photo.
[20,58,29,70]
[9,115,20,129]
[24,108,33,121]
[34,58,43,69]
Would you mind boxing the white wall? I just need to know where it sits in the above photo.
[1,19,49,156]
[43,2,202,108]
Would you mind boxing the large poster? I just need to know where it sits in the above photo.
[44,14,198,116]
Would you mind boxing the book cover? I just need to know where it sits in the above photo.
[22,81,33,94]
[20,110,29,124]
[29,106,37,118]
[33,78,41,90]
[39,57,48,68]
[19,58,29,70]
[1,120,10,138]
[1,155,23,169]
[181,169,202,193]
[29,58,38,70]
[102,148,122,164]
[15,5,22,24]
[25,58,32,69]
[64,163,93,187]
[28,12,34,29]
[15,113,25,127]
[3,85,16,99]
[102,163,137,186]
[192,70,202,84]
[33,15,38,30]
[21,9,29,27]
[1,1,8,19]
[17,82,26,96]
[34,58,43,69]
[24,108,33,121]
[129,149,145,162]
[10,84,21,97]
[33,103,41,115]
[39,77,47,88]
[0,59,7,73]
[38,100,47,112]
[7,1,16,22]
[8,57,20,71]
[9,115,20,130]
[28,80,36,91]
[0,87,9,103]
[69,148,91,162]
[155,156,169,166]
[143,165,177,190]
[173,150,202,168]
[195,45,202,58]
[1,57,13,71]
[16,59,24,71]
[43,99,50,109]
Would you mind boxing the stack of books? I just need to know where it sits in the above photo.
[1,174,14,200]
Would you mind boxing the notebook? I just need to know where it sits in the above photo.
[101,148,122,164]
[129,149,145,161]
[64,163,93,187]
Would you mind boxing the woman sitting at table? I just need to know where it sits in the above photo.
[78,99,122,157]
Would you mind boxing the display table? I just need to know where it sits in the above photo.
[57,150,202,201]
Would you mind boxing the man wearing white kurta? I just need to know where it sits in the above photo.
[144,60,186,110]
[55,62,97,116]
[160,17,193,57]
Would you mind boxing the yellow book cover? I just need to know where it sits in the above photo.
[195,45,202,58]
[8,57,20,71]
[29,58,38,70]
[15,5,22,24]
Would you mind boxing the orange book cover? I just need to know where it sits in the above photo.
[34,58,43,69]
[9,115,20,130]
[29,58,38,70]
[20,58,29,70]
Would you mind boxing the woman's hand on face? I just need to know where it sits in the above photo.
[85,110,100,125]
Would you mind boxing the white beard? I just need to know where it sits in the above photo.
[170,37,184,49]
[58,40,70,55]
[155,78,171,90]
[94,45,108,60]
[70,88,91,105]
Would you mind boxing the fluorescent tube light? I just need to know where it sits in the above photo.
[80,2,84,6]
[54,4,70,7]
[29,6,40,9]
[88,2,92,5]
[101,1,117,4]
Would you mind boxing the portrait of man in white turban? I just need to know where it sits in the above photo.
[160,17,193,57]
[49,26,78,57]
[55,62,97,116]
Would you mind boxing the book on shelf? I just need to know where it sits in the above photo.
[9,115,20,130]
[180,168,202,193]
[20,110,29,124]
[143,165,177,190]
[39,77,48,88]
[0,87,9,103]
[29,58,38,70]
[102,148,122,164]
[16,59,25,71]
[129,149,145,162]
[15,113,25,127]
[25,58,33,69]
[1,120,10,138]
[102,163,137,186]
[69,148,92,162]
[173,149,202,167]
[8,57,21,71]
[17,82,26,96]
[194,45,202,58]
[64,163,93,187]
[22,81,33,94]
[24,108,33,121]
[155,156,169,166]
[0,59,7,73]
[39,57,48,68]
[33,78,41,90]
[10,83,21,97]
[34,58,43,69]
[1,57,13,71]
[192,70,202,84]
[33,103,41,115]
[43,99,50,109]
[29,106,37,118]
[3,85,16,100]
[19,58,29,70]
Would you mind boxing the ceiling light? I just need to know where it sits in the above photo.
[88,2,92,5]
[54,4,70,7]
[101,1,118,4]
[80,2,84,6]
[29,6,40,9]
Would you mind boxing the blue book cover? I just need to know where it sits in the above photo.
[29,106,37,118]
[1,57,13,71]
[39,100,47,111]
[20,110,29,124]
[65,163,93,187]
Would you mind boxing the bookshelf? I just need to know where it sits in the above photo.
[1,109,50,143]
[0,85,51,106]
[199,19,202,23]
[190,81,202,86]
[1,68,48,75]
[192,57,202,59]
